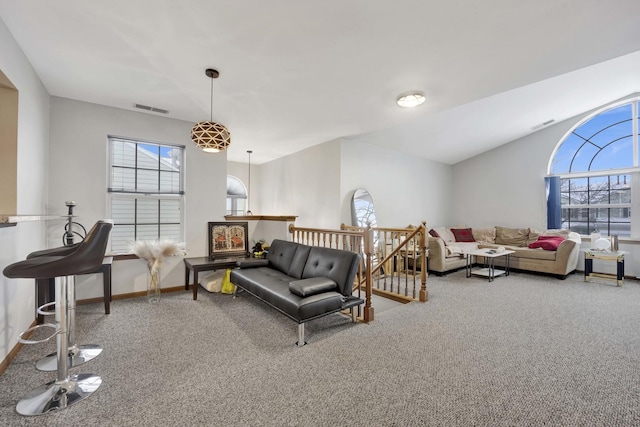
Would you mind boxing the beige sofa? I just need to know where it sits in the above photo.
[428,226,581,279]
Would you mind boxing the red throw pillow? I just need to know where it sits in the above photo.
[528,236,565,250]
[429,229,440,238]
[451,228,475,242]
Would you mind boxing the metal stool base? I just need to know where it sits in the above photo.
[36,344,103,372]
[16,373,102,416]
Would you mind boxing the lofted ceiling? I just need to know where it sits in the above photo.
[1,0,640,165]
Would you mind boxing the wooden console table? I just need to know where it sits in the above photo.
[184,256,251,300]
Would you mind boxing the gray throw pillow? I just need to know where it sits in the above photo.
[289,277,337,297]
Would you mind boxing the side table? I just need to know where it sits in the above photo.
[464,248,515,282]
[184,256,251,300]
[584,250,627,286]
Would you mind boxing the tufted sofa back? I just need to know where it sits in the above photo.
[267,239,299,275]
[266,239,360,296]
[267,239,311,279]
[302,246,360,296]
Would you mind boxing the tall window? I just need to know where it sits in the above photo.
[549,99,639,237]
[108,136,184,253]
[226,175,247,215]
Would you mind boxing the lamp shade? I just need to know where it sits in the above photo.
[191,121,231,153]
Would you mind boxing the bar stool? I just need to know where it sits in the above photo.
[27,242,105,372]
[3,220,112,416]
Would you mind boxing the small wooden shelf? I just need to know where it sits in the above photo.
[224,215,297,222]
[0,214,66,228]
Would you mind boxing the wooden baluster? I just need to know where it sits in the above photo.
[363,224,374,322]
[419,222,428,302]
[411,232,417,297]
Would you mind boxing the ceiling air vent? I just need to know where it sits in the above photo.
[134,103,169,114]
[531,119,555,131]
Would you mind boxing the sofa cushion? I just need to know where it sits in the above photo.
[289,277,338,297]
[267,240,300,275]
[451,227,475,242]
[472,227,496,244]
[431,226,455,243]
[230,266,344,322]
[527,228,544,245]
[495,226,530,247]
[543,229,570,238]
[528,236,565,251]
[511,247,558,261]
[288,244,311,279]
[302,246,360,296]
[446,241,478,255]
[479,244,558,260]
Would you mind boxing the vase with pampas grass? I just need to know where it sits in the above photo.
[131,240,187,303]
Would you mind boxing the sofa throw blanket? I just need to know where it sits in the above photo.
[445,241,478,256]
[528,235,566,251]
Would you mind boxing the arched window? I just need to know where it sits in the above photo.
[548,99,639,237]
[226,175,247,215]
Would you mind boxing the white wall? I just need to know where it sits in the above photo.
[340,140,452,229]
[451,120,570,229]
[257,140,342,228]
[252,136,453,232]
[48,97,228,299]
[226,160,292,246]
[0,19,50,362]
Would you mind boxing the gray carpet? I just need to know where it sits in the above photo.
[2,271,640,426]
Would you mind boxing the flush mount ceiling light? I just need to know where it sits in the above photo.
[191,68,231,153]
[396,91,426,108]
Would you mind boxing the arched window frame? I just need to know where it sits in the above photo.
[547,97,640,238]
[226,175,248,216]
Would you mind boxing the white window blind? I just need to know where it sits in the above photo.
[108,137,185,253]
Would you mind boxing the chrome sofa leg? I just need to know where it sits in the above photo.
[296,323,307,347]
[351,307,357,323]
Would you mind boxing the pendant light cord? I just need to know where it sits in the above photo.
[247,150,253,214]
[209,75,214,122]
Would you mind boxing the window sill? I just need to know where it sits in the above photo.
[581,235,640,244]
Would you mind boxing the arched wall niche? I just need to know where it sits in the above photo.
[351,188,377,228]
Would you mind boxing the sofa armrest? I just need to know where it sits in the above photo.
[236,259,269,269]
[289,277,338,297]
[427,237,447,271]
[554,239,579,274]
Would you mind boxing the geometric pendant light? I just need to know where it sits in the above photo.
[191,68,231,153]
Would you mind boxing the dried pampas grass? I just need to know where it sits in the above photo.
[130,240,187,274]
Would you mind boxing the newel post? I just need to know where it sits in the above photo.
[363,224,375,322]
[288,223,295,242]
[419,221,428,302]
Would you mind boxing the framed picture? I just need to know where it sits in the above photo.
[208,221,249,259]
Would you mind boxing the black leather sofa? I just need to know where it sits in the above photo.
[230,239,363,346]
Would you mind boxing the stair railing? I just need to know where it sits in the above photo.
[289,223,375,322]
[341,221,428,303]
